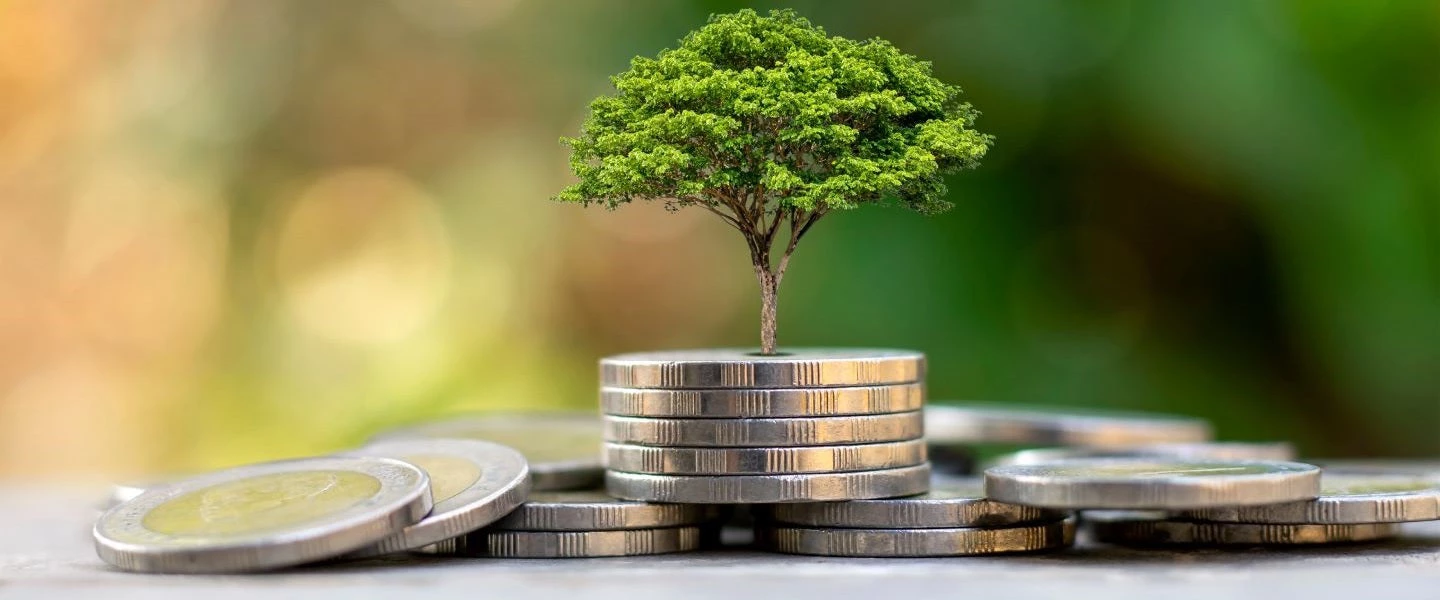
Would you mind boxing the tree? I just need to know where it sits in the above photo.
[558,9,991,355]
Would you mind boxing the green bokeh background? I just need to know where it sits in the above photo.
[0,0,1434,476]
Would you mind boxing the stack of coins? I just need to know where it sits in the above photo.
[600,349,932,503]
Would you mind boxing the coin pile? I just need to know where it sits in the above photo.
[598,349,933,503]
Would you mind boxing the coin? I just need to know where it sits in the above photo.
[599,383,925,418]
[489,490,716,531]
[600,348,924,389]
[605,463,932,504]
[370,412,603,491]
[1178,472,1440,524]
[989,442,1297,468]
[604,440,927,475]
[763,476,1064,528]
[602,412,923,447]
[342,439,531,555]
[1087,513,1399,546]
[93,457,432,573]
[431,526,703,558]
[926,403,1212,447]
[757,516,1075,557]
[1311,459,1440,477]
[984,459,1320,509]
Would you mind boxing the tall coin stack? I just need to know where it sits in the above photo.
[598,349,933,504]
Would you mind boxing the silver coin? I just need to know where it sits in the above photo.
[764,476,1065,528]
[599,383,925,418]
[1178,472,1440,524]
[926,403,1212,446]
[602,412,923,447]
[93,457,432,573]
[758,516,1076,557]
[990,442,1297,468]
[1311,459,1440,477]
[605,463,932,504]
[604,440,927,475]
[431,526,703,558]
[370,412,602,491]
[600,348,924,389]
[1087,513,1399,546]
[489,490,716,531]
[342,439,531,555]
[984,459,1321,509]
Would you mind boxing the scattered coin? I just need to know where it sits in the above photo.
[763,476,1064,528]
[1087,513,1399,546]
[606,463,932,503]
[989,442,1297,468]
[489,490,716,531]
[370,412,603,491]
[758,516,1075,557]
[600,382,925,418]
[602,412,923,447]
[342,439,531,555]
[94,457,433,573]
[1178,472,1440,524]
[926,403,1212,447]
[431,526,703,558]
[1310,459,1440,477]
[603,440,927,475]
[600,348,924,389]
[984,459,1320,509]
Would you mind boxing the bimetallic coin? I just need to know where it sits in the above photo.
[604,440,927,475]
[764,476,1064,528]
[926,403,1212,447]
[602,412,923,448]
[605,463,932,504]
[599,383,925,418]
[432,526,703,558]
[1179,473,1440,524]
[94,457,432,573]
[984,459,1320,509]
[600,348,924,389]
[758,517,1075,557]
[370,413,602,491]
[990,442,1297,468]
[343,439,531,555]
[490,490,715,531]
[1088,514,1399,546]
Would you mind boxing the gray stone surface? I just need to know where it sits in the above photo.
[3,483,1440,599]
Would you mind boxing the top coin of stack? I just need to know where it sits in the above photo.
[600,349,933,503]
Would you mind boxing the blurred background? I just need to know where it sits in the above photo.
[0,0,1435,478]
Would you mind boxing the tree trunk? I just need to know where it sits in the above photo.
[757,268,779,355]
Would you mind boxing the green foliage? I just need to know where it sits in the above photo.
[557,8,992,216]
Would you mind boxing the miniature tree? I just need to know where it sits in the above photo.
[558,9,991,355]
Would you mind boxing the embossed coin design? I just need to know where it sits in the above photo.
[605,463,932,504]
[600,348,925,389]
[758,516,1075,557]
[1179,472,1440,524]
[1088,513,1399,546]
[765,476,1064,528]
[602,412,923,447]
[431,527,704,558]
[93,457,432,573]
[600,383,925,418]
[984,459,1320,509]
[603,440,927,474]
[926,403,1212,447]
[342,439,530,555]
[490,490,715,531]
[370,413,602,490]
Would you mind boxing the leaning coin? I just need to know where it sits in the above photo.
[489,490,715,531]
[758,516,1075,557]
[1178,472,1440,524]
[1088,513,1399,546]
[94,457,432,573]
[604,440,927,475]
[432,527,703,558]
[371,412,602,491]
[763,476,1064,528]
[926,403,1212,447]
[984,459,1320,509]
[606,463,931,504]
[600,383,925,418]
[600,348,924,389]
[990,442,1297,468]
[342,439,530,555]
[602,412,923,447]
